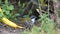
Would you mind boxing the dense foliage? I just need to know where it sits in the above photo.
[0,0,60,34]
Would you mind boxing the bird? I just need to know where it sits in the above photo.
[24,15,36,30]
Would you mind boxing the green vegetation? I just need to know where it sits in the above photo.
[0,0,60,34]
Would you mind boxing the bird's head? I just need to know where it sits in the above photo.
[30,15,36,24]
[30,15,36,19]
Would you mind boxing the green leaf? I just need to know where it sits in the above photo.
[5,0,8,5]
[0,13,3,18]
[2,5,7,10]
[2,9,7,12]
[5,11,10,15]
[7,5,14,10]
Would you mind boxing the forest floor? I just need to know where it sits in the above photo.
[0,27,60,34]
[0,24,60,34]
[0,19,60,34]
[0,26,23,34]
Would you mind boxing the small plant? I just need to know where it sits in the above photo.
[39,13,55,34]
[0,0,14,19]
